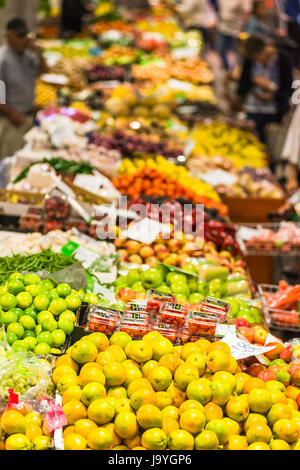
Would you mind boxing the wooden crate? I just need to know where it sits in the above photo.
[221,197,286,223]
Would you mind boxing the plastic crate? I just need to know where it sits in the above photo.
[258,283,300,332]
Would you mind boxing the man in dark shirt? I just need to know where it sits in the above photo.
[60,0,92,38]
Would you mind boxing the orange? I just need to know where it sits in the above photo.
[86,427,114,450]
[141,360,159,378]
[167,382,186,408]
[248,388,272,414]
[246,424,272,444]
[269,389,288,405]
[270,438,291,450]
[180,342,204,360]
[136,404,162,429]
[149,366,172,391]
[114,411,138,440]
[179,399,204,415]
[110,331,132,350]
[87,398,115,425]
[273,418,299,443]
[103,423,121,447]
[243,377,266,394]
[25,424,42,441]
[62,385,82,405]
[185,352,206,376]
[103,362,126,387]
[96,350,118,368]
[71,339,98,364]
[63,400,87,425]
[226,356,238,374]
[225,396,250,422]
[194,430,219,450]
[235,372,250,395]
[106,344,127,362]
[126,340,152,363]
[244,413,268,433]
[74,419,98,438]
[286,385,300,400]
[57,374,79,394]
[267,403,292,428]
[204,402,223,421]
[168,429,194,450]
[5,433,32,450]
[79,366,105,387]
[158,353,183,375]
[86,332,109,351]
[206,341,231,355]
[248,442,271,450]
[186,378,212,405]
[161,406,179,421]
[212,371,236,393]
[205,419,231,445]
[55,354,79,372]
[107,387,127,399]
[291,439,300,450]
[127,378,153,398]
[179,408,206,435]
[63,425,76,438]
[115,398,132,414]
[224,435,248,450]
[52,365,77,385]
[206,351,230,373]
[123,365,143,387]
[124,434,141,450]
[24,412,42,428]
[130,387,157,411]
[32,435,51,450]
[1,410,26,435]
[222,417,241,436]
[155,391,172,410]
[81,382,106,407]
[195,338,211,352]
[141,428,168,450]
[211,379,232,406]
[64,433,87,450]
[162,417,180,435]
[287,398,298,411]
[174,363,200,391]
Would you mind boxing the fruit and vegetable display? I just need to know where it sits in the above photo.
[238,222,300,254]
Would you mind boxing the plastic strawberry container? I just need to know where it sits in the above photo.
[151,319,179,343]
[185,311,220,338]
[119,301,150,339]
[86,306,121,335]
[146,289,176,315]
[157,301,187,328]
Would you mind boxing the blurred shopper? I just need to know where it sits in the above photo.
[216,0,252,71]
[284,0,300,67]
[281,103,300,193]
[6,0,39,33]
[0,18,48,159]
[244,0,273,36]
[60,0,93,38]
[236,33,293,143]
[115,0,151,9]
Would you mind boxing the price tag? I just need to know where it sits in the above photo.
[167,79,193,93]
[222,332,275,360]
[172,47,199,60]
[199,170,238,187]
[123,218,171,245]
[215,323,236,338]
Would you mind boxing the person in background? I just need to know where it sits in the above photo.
[235,33,293,143]
[0,18,48,160]
[281,103,300,194]
[60,0,94,39]
[115,0,151,9]
[216,0,252,71]
[244,0,273,36]
[284,0,300,67]
[175,0,217,50]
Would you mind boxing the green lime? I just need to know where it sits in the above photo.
[25,284,43,298]
[49,298,67,316]
[11,340,28,353]
[57,317,74,336]
[83,293,98,305]
[40,279,55,291]
[16,292,33,309]
[23,330,36,338]
[51,329,66,348]
[56,283,72,299]
[9,308,25,319]
[35,325,42,336]
[7,279,25,295]
[36,331,53,347]
[34,294,51,312]
[59,310,76,323]
[24,307,37,322]
[34,343,51,355]
[23,336,37,351]
[0,286,7,296]
[19,315,36,331]
[6,332,17,345]
[41,318,58,332]
[23,273,41,286]
[9,272,24,282]
[65,294,82,312]
[0,293,17,311]
[37,310,54,325]
[0,310,18,327]
[7,322,24,339]
[50,289,60,300]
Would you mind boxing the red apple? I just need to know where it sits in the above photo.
[257,370,277,382]
[126,240,141,254]
[239,326,254,343]
[139,246,154,259]
[280,345,293,363]
[290,367,300,387]
[253,327,268,345]
[264,342,285,361]
[247,363,266,377]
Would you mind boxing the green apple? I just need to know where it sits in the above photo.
[166,272,187,286]
[187,277,198,293]
[156,284,172,294]
[171,282,190,297]
[126,269,141,287]
[189,293,205,304]
[198,280,209,296]
[141,268,164,290]
[131,282,146,294]
[182,264,199,275]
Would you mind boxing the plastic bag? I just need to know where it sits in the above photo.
[22,261,87,291]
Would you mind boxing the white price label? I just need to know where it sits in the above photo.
[172,47,199,60]
[222,332,275,360]
[167,79,193,92]
[200,170,238,187]
[123,218,171,245]
[215,324,236,337]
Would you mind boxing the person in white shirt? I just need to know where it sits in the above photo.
[176,0,217,46]
[216,0,252,70]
